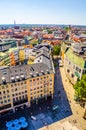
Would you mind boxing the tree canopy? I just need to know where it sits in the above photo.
[53,45,61,55]
[74,74,86,99]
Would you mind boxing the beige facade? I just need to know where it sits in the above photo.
[27,73,54,104]
[0,72,54,114]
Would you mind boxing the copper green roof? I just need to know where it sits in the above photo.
[65,48,85,68]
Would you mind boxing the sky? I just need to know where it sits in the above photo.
[0,0,86,25]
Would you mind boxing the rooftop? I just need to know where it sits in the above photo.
[65,48,86,68]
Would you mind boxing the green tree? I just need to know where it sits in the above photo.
[47,30,52,34]
[53,45,61,55]
[74,74,86,99]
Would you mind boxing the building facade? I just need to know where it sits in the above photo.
[61,42,86,84]
[0,46,55,114]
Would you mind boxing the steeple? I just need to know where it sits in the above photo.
[14,19,16,25]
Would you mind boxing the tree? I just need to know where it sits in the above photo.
[53,45,61,55]
[74,74,86,99]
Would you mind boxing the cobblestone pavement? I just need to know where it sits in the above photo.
[39,67,86,130]
[59,67,86,130]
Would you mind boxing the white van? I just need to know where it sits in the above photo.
[31,116,37,120]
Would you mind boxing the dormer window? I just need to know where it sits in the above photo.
[21,74,25,80]
[30,73,33,77]
[46,69,50,74]
[16,75,20,81]
[11,77,15,82]
[41,70,44,74]
[36,72,39,76]
[2,77,6,84]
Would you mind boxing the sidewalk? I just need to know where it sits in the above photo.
[59,67,86,130]
[39,67,86,130]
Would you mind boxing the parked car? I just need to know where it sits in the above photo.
[31,116,37,120]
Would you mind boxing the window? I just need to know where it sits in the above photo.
[50,91,52,94]
[33,79,35,81]
[41,94,42,97]
[79,69,81,73]
[25,90,27,93]
[22,95,24,99]
[13,98,15,101]
[11,84,13,87]
[7,95,10,98]
[1,101,3,104]
[16,97,18,100]
[71,74,74,78]
[3,91,5,94]
[4,100,7,103]
[21,82,23,85]
[7,90,9,93]
[67,69,70,73]
[8,99,10,102]
[6,85,8,88]
[15,88,17,91]
[0,97,2,100]
[31,97,33,100]
[3,96,6,98]
[24,81,26,84]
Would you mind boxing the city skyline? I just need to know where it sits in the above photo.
[0,0,86,25]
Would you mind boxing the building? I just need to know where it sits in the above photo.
[61,41,86,84]
[0,39,16,52]
[0,45,55,114]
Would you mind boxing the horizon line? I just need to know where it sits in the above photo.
[0,23,86,26]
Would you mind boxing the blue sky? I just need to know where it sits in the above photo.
[0,0,86,25]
